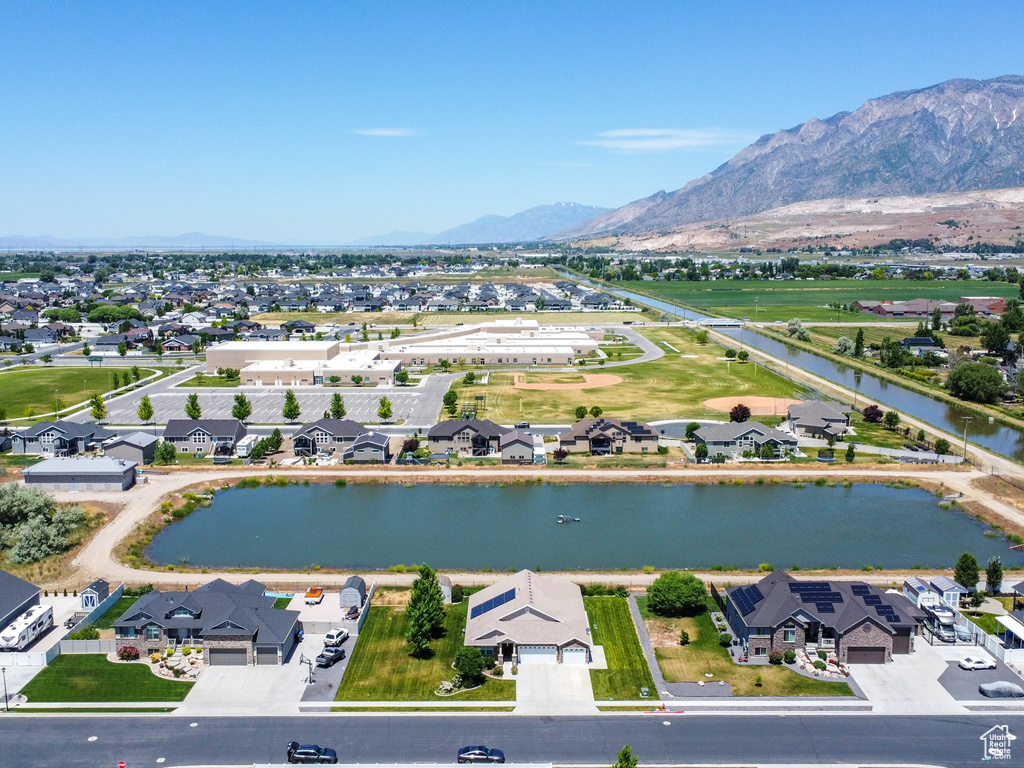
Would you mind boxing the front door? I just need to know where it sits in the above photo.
[500,642,514,662]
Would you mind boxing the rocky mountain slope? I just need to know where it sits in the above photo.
[559,76,1024,240]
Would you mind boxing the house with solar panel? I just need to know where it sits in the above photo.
[724,571,924,664]
[463,570,592,665]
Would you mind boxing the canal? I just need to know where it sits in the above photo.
[145,483,1019,571]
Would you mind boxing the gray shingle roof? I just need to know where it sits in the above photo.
[162,419,246,440]
[19,420,117,440]
[0,570,40,620]
[695,421,794,444]
[787,401,849,421]
[107,432,159,449]
[293,419,365,440]
[428,419,507,440]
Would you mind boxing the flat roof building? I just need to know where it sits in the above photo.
[22,456,137,492]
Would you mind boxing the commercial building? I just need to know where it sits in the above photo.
[21,456,137,491]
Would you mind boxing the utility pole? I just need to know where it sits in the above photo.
[2,666,8,712]
[962,416,973,465]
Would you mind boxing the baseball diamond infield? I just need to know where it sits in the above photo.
[702,395,802,415]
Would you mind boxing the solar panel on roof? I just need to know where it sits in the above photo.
[862,595,882,606]
[746,585,764,602]
[815,603,836,613]
[790,581,831,592]
[801,592,842,604]
[887,615,901,623]
[732,589,755,617]
[470,587,517,619]
[851,585,870,596]
[875,605,895,616]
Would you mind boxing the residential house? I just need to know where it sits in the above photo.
[113,579,300,666]
[558,417,658,455]
[94,333,129,353]
[22,327,57,345]
[463,570,592,665]
[281,319,316,334]
[694,421,798,459]
[12,420,118,456]
[162,334,199,352]
[723,571,924,664]
[162,419,247,455]
[427,419,508,457]
[342,431,391,464]
[500,429,535,464]
[786,402,851,440]
[292,418,365,457]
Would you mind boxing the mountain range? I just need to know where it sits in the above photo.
[559,75,1024,241]
[351,202,610,246]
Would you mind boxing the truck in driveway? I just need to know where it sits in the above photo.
[304,587,324,605]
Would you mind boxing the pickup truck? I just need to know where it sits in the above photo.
[304,587,324,605]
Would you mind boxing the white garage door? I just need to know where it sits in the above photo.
[518,645,557,663]
[562,647,588,665]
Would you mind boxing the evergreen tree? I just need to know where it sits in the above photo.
[986,556,1004,595]
[853,327,865,358]
[954,552,980,590]
[613,745,639,768]
[89,394,107,422]
[185,393,202,420]
[268,428,283,451]
[282,389,301,421]
[330,392,346,420]
[232,393,253,422]
[137,395,154,424]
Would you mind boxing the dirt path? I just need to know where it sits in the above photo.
[511,372,623,390]
[54,464,1010,590]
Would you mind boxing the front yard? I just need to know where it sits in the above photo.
[19,654,194,703]
[334,602,516,701]
[637,597,854,697]
[584,596,657,701]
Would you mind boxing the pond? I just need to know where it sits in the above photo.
[144,483,1020,571]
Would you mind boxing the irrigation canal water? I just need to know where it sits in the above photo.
[145,483,1019,571]
[569,275,1024,463]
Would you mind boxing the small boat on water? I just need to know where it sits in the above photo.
[556,514,581,524]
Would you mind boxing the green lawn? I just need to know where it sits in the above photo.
[0,366,172,419]
[636,597,853,697]
[177,374,240,388]
[449,326,806,423]
[92,596,138,629]
[335,602,516,701]
[619,279,1019,323]
[809,324,983,350]
[584,597,657,701]
[19,655,194,702]
[274,597,293,609]
[848,413,916,450]
[964,611,1001,635]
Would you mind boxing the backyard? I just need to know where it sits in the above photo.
[92,596,139,630]
[637,597,854,697]
[334,602,516,702]
[584,596,657,701]
[448,326,807,424]
[19,654,194,702]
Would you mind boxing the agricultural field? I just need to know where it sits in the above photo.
[0,365,173,420]
[808,324,983,350]
[449,326,807,424]
[618,279,1019,323]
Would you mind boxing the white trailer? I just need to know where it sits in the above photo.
[0,604,53,651]
[236,435,259,458]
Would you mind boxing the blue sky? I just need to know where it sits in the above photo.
[2,2,1024,243]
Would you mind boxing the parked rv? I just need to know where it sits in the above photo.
[0,605,53,651]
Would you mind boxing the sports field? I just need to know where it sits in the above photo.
[0,366,171,419]
[617,279,1019,323]
[450,327,806,423]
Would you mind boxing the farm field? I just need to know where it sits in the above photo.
[617,279,1019,323]
[252,310,652,327]
[0,365,173,419]
[449,327,807,424]
[808,324,983,350]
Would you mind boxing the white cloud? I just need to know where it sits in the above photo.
[578,128,748,153]
[350,127,416,137]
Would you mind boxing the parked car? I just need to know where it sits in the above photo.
[287,741,338,764]
[324,628,349,647]
[457,746,505,764]
[960,656,997,671]
[980,681,1024,698]
[514,421,530,429]
[315,646,346,668]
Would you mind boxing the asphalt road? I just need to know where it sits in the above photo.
[2,714,1021,767]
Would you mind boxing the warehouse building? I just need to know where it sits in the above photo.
[21,456,138,492]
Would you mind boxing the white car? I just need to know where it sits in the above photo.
[324,628,350,647]
[959,656,997,671]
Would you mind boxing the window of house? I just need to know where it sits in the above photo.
[122,626,136,638]
[783,629,796,643]
[751,627,771,637]
[194,434,207,444]
[145,625,160,641]
[754,646,767,656]
[316,433,329,444]
[173,609,192,617]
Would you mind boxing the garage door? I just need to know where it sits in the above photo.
[518,645,557,663]
[847,646,886,664]
[208,648,248,666]
[256,646,278,666]
[562,647,588,665]
[892,632,912,655]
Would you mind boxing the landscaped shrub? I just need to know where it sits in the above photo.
[783,649,796,664]
[182,647,191,656]
[150,652,162,663]
[492,666,504,677]
[817,650,828,661]
[768,650,784,665]
[813,660,827,671]
[719,633,732,647]
[117,646,140,661]
[647,571,708,617]
[679,630,690,646]
[452,584,464,603]
[69,624,99,640]
[123,584,154,598]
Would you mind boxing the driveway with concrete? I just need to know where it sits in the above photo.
[847,640,975,714]
[513,663,597,714]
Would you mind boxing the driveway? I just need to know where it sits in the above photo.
[939,654,1022,702]
[847,641,970,714]
[513,663,597,714]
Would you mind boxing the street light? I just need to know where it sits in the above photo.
[54,388,59,416]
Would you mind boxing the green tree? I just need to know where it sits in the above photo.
[832,336,854,356]
[981,321,1011,357]
[154,339,163,358]
[613,745,639,768]
[947,362,1006,404]
[153,441,176,465]
[137,395,154,424]
[695,330,709,345]
[845,443,856,463]
[934,438,951,455]
[378,396,393,421]
[694,443,708,461]
[89,393,107,422]
[442,390,458,408]
[438,359,451,372]
[185,393,202,420]
[406,563,445,657]
[268,428,283,451]
[130,365,141,382]
[589,405,603,418]
[39,353,52,365]
[453,647,485,687]
[647,571,708,617]
[575,405,588,420]
[330,392,346,420]
[685,422,701,440]
[931,307,942,331]
[232,393,253,422]
[986,556,1004,595]
[954,552,980,590]
[282,389,301,422]
[112,372,120,389]
[737,350,750,362]
[883,410,901,431]
[916,429,926,443]
[82,342,90,357]
[395,370,409,385]
[351,375,363,386]
[117,340,128,358]
[759,443,775,460]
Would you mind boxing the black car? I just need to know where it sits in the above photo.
[458,746,505,764]
[287,741,338,764]
[315,646,346,668]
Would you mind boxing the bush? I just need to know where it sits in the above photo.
[123,584,154,598]
[69,624,99,640]
[492,665,504,677]
[768,650,784,665]
[679,630,690,646]
[817,650,828,660]
[334,478,347,487]
[862,404,884,423]
[150,652,162,664]
[719,633,732,647]
[117,646,140,661]
[783,649,796,664]
[452,584,464,603]
[813,659,827,671]
[647,571,708,617]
